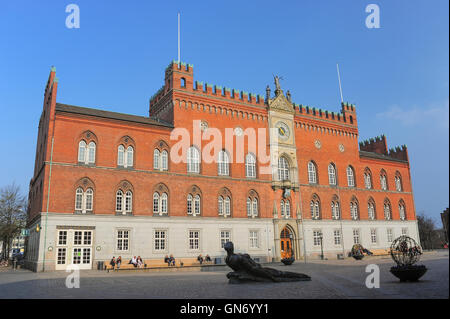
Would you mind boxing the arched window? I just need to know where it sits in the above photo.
[78,140,96,165]
[194,195,201,216]
[278,156,290,181]
[399,201,406,221]
[75,187,83,212]
[308,161,317,184]
[118,145,134,168]
[380,170,388,190]
[281,200,291,218]
[115,181,133,215]
[180,77,186,88]
[153,193,160,214]
[350,198,359,220]
[331,195,340,220]
[218,150,230,176]
[328,163,337,186]
[187,146,200,173]
[310,195,321,220]
[346,166,355,187]
[187,186,201,216]
[153,149,160,169]
[116,190,123,212]
[245,153,256,178]
[161,150,168,171]
[88,142,96,164]
[118,145,125,166]
[218,188,232,217]
[247,190,259,218]
[78,141,86,163]
[364,168,372,189]
[384,200,392,220]
[395,173,403,192]
[74,178,95,214]
[368,199,376,220]
[85,188,93,212]
[126,146,134,167]
[187,194,193,215]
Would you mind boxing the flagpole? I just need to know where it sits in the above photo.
[337,63,344,103]
[178,13,180,62]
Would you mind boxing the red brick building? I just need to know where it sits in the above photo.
[25,61,419,271]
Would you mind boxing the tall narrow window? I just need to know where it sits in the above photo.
[395,174,403,192]
[347,166,355,187]
[278,157,290,181]
[364,169,372,189]
[187,194,193,215]
[384,201,392,220]
[399,202,406,221]
[224,197,231,216]
[125,191,132,213]
[188,230,200,250]
[85,188,93,212]
[308,162,317,184]
[331,201,340,220]
[328,163,337,185]
[281,200,291,218]
[187,146,200,173]
[153,149,160,169]
[88,142,96,164]
[353,229,360,244]
[118,145,125,166]
[161,150,168,171]
[218,196,224,216]
[380,170,388,190]
[368,201,376,220]
[153,193,160,214]
[310,195,320,220]
[194,195,201,216]
[126,146,134,167]
[78,141,86,163]
[218,150,230,176]
[249,230,259,248]
[370,229,377,244]
[116,190,124,213]
[161,193,168,214]
[75,188,83,211]
[350,200,359,220]
[245,154,256,178]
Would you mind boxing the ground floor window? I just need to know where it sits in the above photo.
[370,229,377,244]
[189,230,200,250]
[220,230,231,248]
[387,229,393,242]
[313,230,322,246]
[334,229,341,245]
[57,248,66,264]
[249,230,259,248]
[117,230,130,251]
[154,230,167,251]
[353,229,360,244]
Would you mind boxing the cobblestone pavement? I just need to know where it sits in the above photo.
[0,250,447,299]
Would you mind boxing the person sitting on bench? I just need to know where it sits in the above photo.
[197,254,204,265]
[169,254,176,266]
[205,254,212,262]
[164,255,170,266]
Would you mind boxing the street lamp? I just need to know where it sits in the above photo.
[320,233,324,260]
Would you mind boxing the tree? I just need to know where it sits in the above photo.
[0,183,27,260]
[417,212,443,250]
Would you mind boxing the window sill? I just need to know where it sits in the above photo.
[115,212,133,216]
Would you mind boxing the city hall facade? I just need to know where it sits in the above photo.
[25,61,419,271]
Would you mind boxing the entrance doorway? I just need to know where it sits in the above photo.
[280,227,294,259]
[55,229,93,270]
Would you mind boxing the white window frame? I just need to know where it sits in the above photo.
[370,228,377,244]
[347,166,355,187]
[278,157,290,181]
[187,146,200,173]
[249,230,259,249]
[334,229,342,246]
[331,201,340,220]
[116,229,130,252]
[118,145,134,168]
[308,162,317,184]
[78,140,96,165]
[353,229,360,245]
[245,153,256,178]
[218,150,230,176]
[188,230,200,251]
[75,187,93,214]
[220,230,231,249]
[328,164,336,185]
[154,229,167,252]
[313,230,322,247]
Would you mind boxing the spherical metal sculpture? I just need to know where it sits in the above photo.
[389,235,427,282]
[390,235,422,267]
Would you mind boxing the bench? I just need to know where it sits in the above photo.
[369,249,391,256]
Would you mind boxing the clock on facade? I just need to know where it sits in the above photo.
[275,122,290,140]
[234,127,243,137]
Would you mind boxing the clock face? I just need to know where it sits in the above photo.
[275,122,290,140]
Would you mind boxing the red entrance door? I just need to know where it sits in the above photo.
[280,228,293,259]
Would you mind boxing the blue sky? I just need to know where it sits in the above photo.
[0,0,448,223]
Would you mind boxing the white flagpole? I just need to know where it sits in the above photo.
[178,13,180,62]
[336,63,344,103]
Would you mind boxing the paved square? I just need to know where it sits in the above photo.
[0,251,447,299]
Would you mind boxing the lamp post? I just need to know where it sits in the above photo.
[320,233,324,260]
[289,233,294,258]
